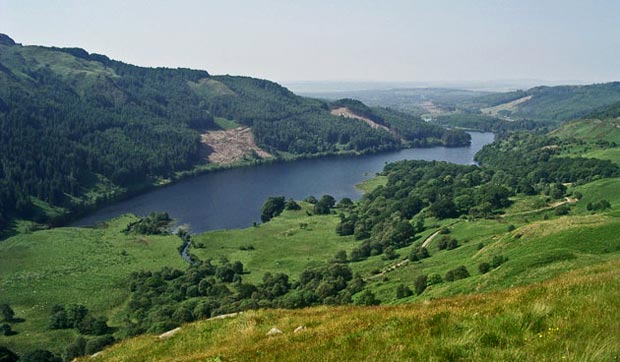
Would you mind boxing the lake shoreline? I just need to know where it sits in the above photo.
[69,132,494,233]
[64,140,475,228]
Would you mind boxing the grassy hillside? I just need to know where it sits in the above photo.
[79,260,620,362]
[550,118,620,144]
[188,178,620,305]
[0,215,186,355]
[2,178,619,358]
[550,117,620,163]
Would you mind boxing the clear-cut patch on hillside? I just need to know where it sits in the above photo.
[201,127,272,165]
[481,95,533,117]
[330,107,391,132]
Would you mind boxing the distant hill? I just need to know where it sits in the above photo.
[0,34,466,227]
[475,83,620,122]
[298,87,491,115]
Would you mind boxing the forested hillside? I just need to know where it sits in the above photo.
[0,34,467,229]
[471,83,620,122]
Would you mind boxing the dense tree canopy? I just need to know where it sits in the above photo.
[0,39,470,228]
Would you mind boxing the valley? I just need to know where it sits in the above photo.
[1,28,620,362]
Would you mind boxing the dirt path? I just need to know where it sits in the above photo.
[365,223,459,281]
[201,127,272,165]
[366,258,410,281]
[501,197,577,218]
[331,107,391,132]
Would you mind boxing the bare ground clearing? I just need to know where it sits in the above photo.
[201,127,272,165]
[481,95,533,117]
[331,107,391,132]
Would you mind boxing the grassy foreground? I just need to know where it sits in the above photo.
[81,260,620,362]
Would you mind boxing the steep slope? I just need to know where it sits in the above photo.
[79,261,620,362]
[0,34,467,228]
[329,98,471,146]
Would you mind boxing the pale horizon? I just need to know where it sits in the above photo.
[2,0,619,85]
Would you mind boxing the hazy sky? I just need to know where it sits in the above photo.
[1,0,619,83]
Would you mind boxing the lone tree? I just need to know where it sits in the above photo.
[314,195,336,215]
[445,265,470,282]
[0,304,14,322]
[395,284,413,299]
[478,262,491,274]
[414,274,428,295]
[261,196,286,222]
[285,198,301,210]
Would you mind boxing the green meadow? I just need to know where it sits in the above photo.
[190,203,359,284]
[0,215,186,355]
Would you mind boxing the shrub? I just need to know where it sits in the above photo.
[0,304,15,322]
[304,195,318,204]
[0,347,18,362]
[383,246,399,260]
[438,236,459,250]
[491,255,507,268]
[427,273,443,285]
[314,195,336,215]
[285,198,301,210]
[395,284,413,299]
[1,323,16,336]
[64,336,87,361]
[332,250,347,263]
[478,262,491,274]
[22,350,62,362]
[337,198,354,209]
[84,335,115,355]
[77,315,109,335]
[588,199,611,211]
[355,290,380,306]
[555,205,570,216]
[415,275,428,295]
[261,196,286,222]
[445,265,470,282]
[409,247,430,262]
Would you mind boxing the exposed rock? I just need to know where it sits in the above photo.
[266,327,283,336]
[158,327,181,339]
[294,325,307,333]
[207,311,242,321]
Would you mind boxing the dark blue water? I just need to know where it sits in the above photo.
[72,132,494,233]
